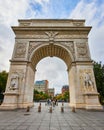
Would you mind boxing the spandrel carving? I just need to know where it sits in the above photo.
[28,42,42,59]
[60,41,75,58]
[64,42,74,53]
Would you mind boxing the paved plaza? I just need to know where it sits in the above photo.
[0,103,104,130]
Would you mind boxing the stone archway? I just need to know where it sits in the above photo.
[0,19,102,110]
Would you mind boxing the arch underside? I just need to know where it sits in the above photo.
[31,44,72,70]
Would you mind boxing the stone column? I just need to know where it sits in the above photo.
[68,63,85,108]
[18,63,35,108]
[78,63,102,110]
[0,61,35,109]
[77,61,102,110]
[0,62,26,109]
[68,62,102,110]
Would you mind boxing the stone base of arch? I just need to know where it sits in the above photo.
[0,103,34,110]
[83,92,103,110]
[0,92,34,110]
[0,92,102,110]
[0,92,19,110]
[69,92,103,110]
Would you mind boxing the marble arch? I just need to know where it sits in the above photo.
[0,19,102,110]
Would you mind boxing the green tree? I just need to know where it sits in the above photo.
[55,94,63,100]
[33,89,49,101]
[93,61,104,105]
[63,91,69,102]
[34,89,39,94]
[0,71,8,100]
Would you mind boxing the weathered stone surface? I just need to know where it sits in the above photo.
[0,19,102,110]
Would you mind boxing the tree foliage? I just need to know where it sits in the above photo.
[55,91,69,102]
[0,71,8,100]
[55,94,63,100]
[63,91,69,102]
[0,71,8,93]
[93,61,104,105]
[33,89,49,101]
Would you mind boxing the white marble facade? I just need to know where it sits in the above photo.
[0,19,102,110]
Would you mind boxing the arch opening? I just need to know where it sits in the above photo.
[35,57,69,95]
[31,44,71,102]
[30,44,72,71]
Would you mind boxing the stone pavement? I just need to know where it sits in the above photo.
[0,103,104,130]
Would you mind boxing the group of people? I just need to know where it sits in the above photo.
[46,99,58,107]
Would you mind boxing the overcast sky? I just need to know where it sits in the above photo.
[0,0,104,94]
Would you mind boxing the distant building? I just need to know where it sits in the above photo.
[48,88,55,97]
[61,85,69,94]
[34,80,49,94]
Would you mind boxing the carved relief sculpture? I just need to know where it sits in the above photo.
[84,72,94,91]
[59,41,75,59]
[76,43,88,58]
[80,69,95,92]
[9,73,19,90]
[14,43,26,58]
[8,70,24,91]
[28,42,42,59]
[45,31,59,43]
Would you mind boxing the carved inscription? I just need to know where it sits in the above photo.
[73,22,84,26]
[20,22,30,26]
[14,43,26,58]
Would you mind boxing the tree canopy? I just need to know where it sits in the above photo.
[33,89,50,101]
[0,71,8,100]
[0,71,8,93]
[93,61,104,105]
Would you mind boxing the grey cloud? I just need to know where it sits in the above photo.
[35,57,68,93]
[0,46,3,52]
[69,0,104,64]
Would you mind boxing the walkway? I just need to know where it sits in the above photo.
[0,103,104,130]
